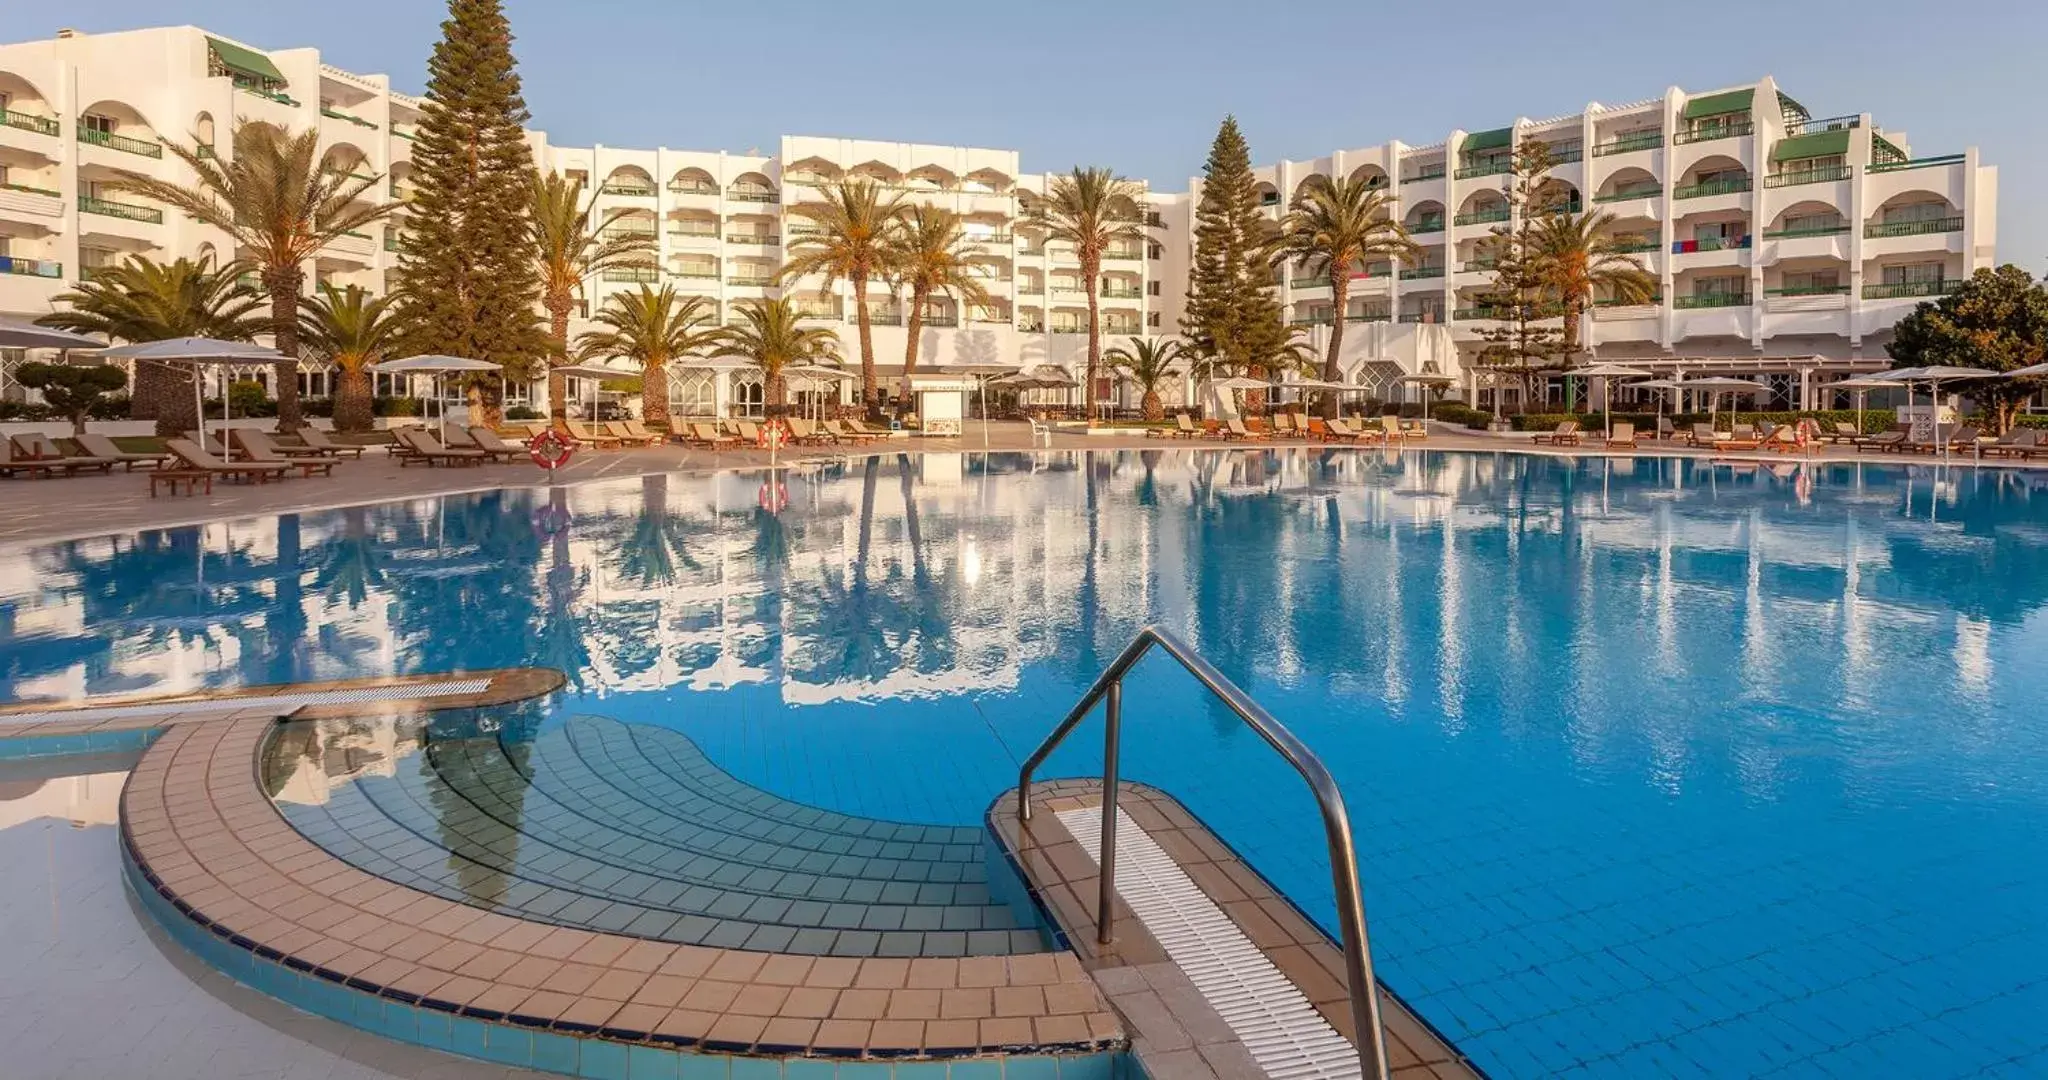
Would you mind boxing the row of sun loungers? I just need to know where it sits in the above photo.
[1145,413,1428,444]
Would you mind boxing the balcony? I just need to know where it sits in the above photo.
[2,108,61,137]
[600,227,658,242]
[1671,236,1750,254]
[921,314,960,328]
[599,182,656,197]
[1050,325,1086,334]
[602,266,660,284]
[970,232,1014,246]
[319,106,377,130]
[1593,132,1662,156]
[1868,154,1967,175]
[1673,177,1752,200]
[667,268,719,280]
[1672,121,1754,145]
[1290,314,1334,327]
[790,300,840,319]
[1346,310,1393,323]
[728,275,775,287]
[1594,188,1660,204]
[1453,208,1509,227]
[1544,145,1584,164]
[1763,223,1849,240]
[725,234,780,247]
[1763,285,1850,297]
[1673,293,1749,309]
[1762,165,1850,189]
[1454,160,1512,181]
[1408,218,1446,234]
[1865,217,1963,239]
[1104,248,1144,261]
[1399,266,1446,280]
[1863,280,1957,300]
[668,227,720,240]
[0,256,62,278]
[1019,320,1046,332]
[668,182,719,196]
[853,311,904,326]
[1402,164,1446,184]
[728,188,779,204]
[80,195,163,223]
[1398,311,1443,324]
[1289,277,1329,290]
[1460,258,1499,273]
[2,180,61,199]
[1452,307,1507,321]
[1100,287,1143,299]
[1608,239,1659,254]
[78,127,163,158]
[1016,283,1044,295]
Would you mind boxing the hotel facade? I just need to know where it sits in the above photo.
[0,25,1998,415]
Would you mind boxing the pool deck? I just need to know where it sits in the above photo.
[1,421,2034,548]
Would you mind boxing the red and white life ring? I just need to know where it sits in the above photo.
[758,480,789,513]
[528,429,575,471]
[756,421,784,451]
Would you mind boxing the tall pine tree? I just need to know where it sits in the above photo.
[398,0,545,416]
[1181,117,1290,396]
[1472,142,1568,417]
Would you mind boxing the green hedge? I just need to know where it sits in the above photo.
[1508,409,1900,434]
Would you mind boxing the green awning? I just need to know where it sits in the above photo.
[1772,129,1850,162]
[207,38,287,88]
[1683,89,1753,120]
[1461,128,1511,154]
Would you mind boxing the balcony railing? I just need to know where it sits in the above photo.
[601,267,660,283]
[1863,280,1957,300]
[319,106,377,130]
[727,275,776,287]
[667,269,720,279]
[79,195,163,223]
[1454,160,1512,180]
[1402,165,1446,184]
[1,180,61,198]
[1544,145,1584,164]
[1762,223,1849,240]
[853,311,905,326]
[1608,240,1659,254]
[1452,307,1507,321]
[599,182,656,197]
[1671,235,1751,254]
[1672,177,1752,199]
[1398,311,1443,324]
[1453,208,1509,226]
[1346,310,1393,323]
[971,232,1014,245]
[1408,218,1446,234]
[1594,188,1660,204]
[1104,248,1144,260]
[1868,154,1967,174]
[1592,131,1662,156]
[725,234,780,246]
[920,314,960,328]
[667,182,720,195]
[0,256,62,278]
[1290,314,1334,327]
[600,227,658,241]
[728,189,779,203]
[790,302,841,319]
[1673,293,1750,309]
[669,227,720,240]
[78,127,163,158]
[1016,283,1044,294]
[237,87,300,107]
[1673,121,1754,145]
[1461,259,1499,273]
[1398,266,1446,280]
[1864,217,1963,239]
[1763,285,1851,297]
[1050,325,1086,334]
[1290,278,1329,290]
[1762,165,1851,188]
[1100,288,1143,299]
[2,108,61,137]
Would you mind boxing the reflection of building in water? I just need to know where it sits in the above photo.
[266,714,423,806]
[0,770,125,830]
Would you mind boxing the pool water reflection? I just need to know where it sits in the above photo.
[4,449,2047,1077]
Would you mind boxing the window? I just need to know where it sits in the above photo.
[1884,262,1946,285]
[82,113,114,135]
[1884,202,1950,224]
[1781,270,1840,292]
[1147,280,1161,296]
[1148,244,1161,260]
[1148,312,1161,328]
[1695,167,1745,185]
[297,369,331,398]
[1777,154,1845,176]
[1695,274,1746,296]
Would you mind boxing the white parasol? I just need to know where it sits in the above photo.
[1571,363,1654,438]
[372,354,502,441]
[94,337,286,459]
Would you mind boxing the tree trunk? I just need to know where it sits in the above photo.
[903,283,927,382]
[546,294,572,431]
[136,361,199,438]
[266,264,305,432]
[334,363,375,433]
[766,372,787,414]
[643,356,669,428]
[1142,390,1163,422]
[1320,271,1349,419]
[1083,252,1101,423]
[852,272,878,417]
[1561,296,1583,359]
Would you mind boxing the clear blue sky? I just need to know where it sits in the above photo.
[23,0,2048,265]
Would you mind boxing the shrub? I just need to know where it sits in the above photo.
[373,396,422,417]
[1429,404,1492,429]
[505,405,543,421]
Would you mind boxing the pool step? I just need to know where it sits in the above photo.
[273,713,1044,957]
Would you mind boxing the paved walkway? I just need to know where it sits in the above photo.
[1,422,2030,547]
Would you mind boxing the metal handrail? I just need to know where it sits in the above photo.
[1016,625,1389,1080]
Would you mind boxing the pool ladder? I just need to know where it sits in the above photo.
[1017,625,1389,1080]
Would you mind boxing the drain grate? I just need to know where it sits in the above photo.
[0,678,496,726]
[1061,804,1363,1080]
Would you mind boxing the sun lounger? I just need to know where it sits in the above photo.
[1402,419,1428,441]
[165,438,291,483]
[1173,414,1202,439]
[606,420,662,447]
[1323,418,1380,444]
[1985,428,2042,459]
[10,433,114,475]
[1531,420,1581,446]
[1686,423,1717,447]
[732,421,763,446]
[147,469,214,496]
[295,427,367,459]
[845,418,892,439]
[1605,422,1638,448]
[71,433,171,472]
[1712,433,1761,451]
[466,426,527,462]
[180,429,236,457]
[227,430,336,475]
[565,420,622,449]
[233,428,339,465]
[1,435,89,478]
[1224,418,1267,441]
[392,427,487,467]
[786,418,834,445]
[682,422,739,450]
[1652,417,1677,441]
[1857,426,1909,453]
[826,419,881,445]
[1270,413,1299,438]
[1378,416,1412,444]
[1823,422,1863,445]
[1760,426,1804,454]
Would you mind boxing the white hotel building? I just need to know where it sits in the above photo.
[0,25,1997,415]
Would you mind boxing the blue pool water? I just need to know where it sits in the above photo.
[4,448,2047,1077]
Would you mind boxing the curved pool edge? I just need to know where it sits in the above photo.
[116,712,1131,1079]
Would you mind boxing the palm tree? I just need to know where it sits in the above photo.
[1270,175,1421,417]
[530,173,657,430]
[885,205,992,380]
[297,284,405,434]
[1104,337,1185,422]
[710,298,841,415]
[779,178,907,415]
[1025,167,1149,423]
[1533,210,1658,361]
[574,285,722,429]
[39,254,264,435]
[109,121,392,430]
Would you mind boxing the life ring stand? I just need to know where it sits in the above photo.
[528,429,575,473]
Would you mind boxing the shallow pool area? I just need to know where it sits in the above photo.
[5,448,2048,1078]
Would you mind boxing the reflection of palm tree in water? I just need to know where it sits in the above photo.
[236,513,311,686]
[316,506,385,609]
[897,454,956,672]
[420,701,547,910]
[534,487,592,690]
[615,474,700,587]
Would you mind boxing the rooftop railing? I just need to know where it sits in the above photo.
[1592,131,1662,156]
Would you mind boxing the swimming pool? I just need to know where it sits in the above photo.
[4,448,2045,1077]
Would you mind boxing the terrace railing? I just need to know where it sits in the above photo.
[1018,625,1389,1080]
